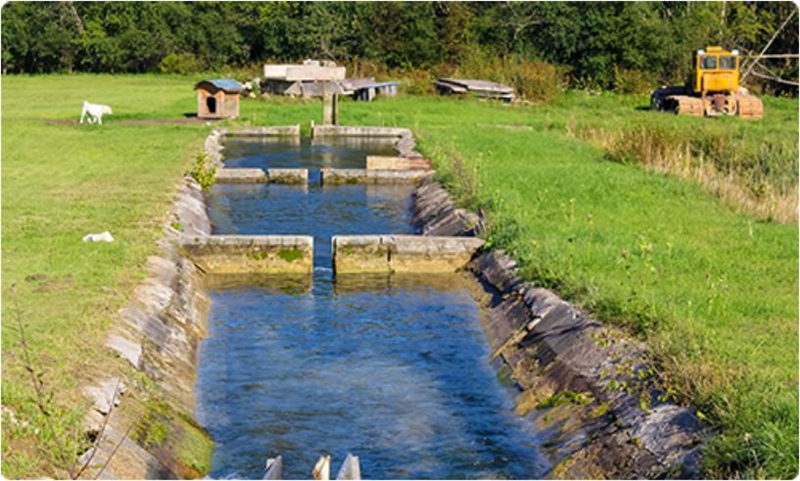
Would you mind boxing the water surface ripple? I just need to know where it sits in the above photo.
[195,138,547,479]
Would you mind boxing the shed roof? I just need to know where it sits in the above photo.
[194,79,244,93]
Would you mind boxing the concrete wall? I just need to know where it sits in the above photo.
[267,168,307,184]
[215,168,267,184]
[312,125,411,138]
[321,168,432,185]
[181,235,314,274]
[223,125,301,137]
[332,235,484,274]
[366,156,431,171]
[214,168,308,184]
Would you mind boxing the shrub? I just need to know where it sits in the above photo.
[187,152,216,190]
[613,66,655,94]
[158,53,202,75]
[454,47,564,103]
[507,59,565,103]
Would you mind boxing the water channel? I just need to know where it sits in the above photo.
[195,137,548,479]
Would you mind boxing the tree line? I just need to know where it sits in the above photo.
[2,1,797,95]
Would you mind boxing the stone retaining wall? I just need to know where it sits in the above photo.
[332,235,484,274]
[411,179,705,479]
[82,178,215,479]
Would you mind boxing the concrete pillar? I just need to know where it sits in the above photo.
[322,89,339,126]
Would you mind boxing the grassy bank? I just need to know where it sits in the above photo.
[1,75,212,477]
[2,75,797,478]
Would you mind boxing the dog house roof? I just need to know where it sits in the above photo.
[194,79,244,93]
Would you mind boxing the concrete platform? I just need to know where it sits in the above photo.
[181,235,313,274]
[332,235,484,274]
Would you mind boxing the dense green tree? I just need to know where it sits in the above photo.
[0,1,795,95]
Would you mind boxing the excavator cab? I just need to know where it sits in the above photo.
[692,46,740,94]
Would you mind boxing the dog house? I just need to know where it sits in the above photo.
[194,79,244,119]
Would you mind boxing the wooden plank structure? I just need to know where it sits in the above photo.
[352,81,401,102]
[195,79,244,119]
[262,60,400,101]
[434,78,515,102]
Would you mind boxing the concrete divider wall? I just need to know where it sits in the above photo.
[181,235,314,274]
[223,125,302,137]
[321,168,433,185]
[333,235,484,274]
[366,156,432,170]
[215,168,268,184]
[267,168,308,184]
[312,125,411,138]
[215,168,309,184]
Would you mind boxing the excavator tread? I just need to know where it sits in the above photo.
[734,94,764,119]
[666,95,704,116]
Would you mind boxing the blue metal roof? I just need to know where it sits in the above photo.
[194,78,244,93]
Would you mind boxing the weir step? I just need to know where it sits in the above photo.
[333,235,484,274]
[181,235,314,274]
[215,168,309,184]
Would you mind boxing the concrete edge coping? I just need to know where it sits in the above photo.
[222,125,302,137]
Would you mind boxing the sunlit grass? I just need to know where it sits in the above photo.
[2,75,797,478]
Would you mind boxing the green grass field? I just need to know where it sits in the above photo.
[2,74,797,478]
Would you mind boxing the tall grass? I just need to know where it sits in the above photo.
[575,124,798,223]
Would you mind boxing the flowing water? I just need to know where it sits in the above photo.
[195,138,547,479]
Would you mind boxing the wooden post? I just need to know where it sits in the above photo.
[322,81,333,126]
[332,93,339,126]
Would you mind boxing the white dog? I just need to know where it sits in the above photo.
[80,100,112,125]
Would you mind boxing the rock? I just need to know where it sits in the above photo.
[83,378,126,415]
[106,334,141,368]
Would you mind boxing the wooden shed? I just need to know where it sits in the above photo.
[194,79,244,119]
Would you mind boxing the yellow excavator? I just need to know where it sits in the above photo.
[651,46,763,119]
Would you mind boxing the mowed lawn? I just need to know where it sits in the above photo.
[2,75,798,478]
